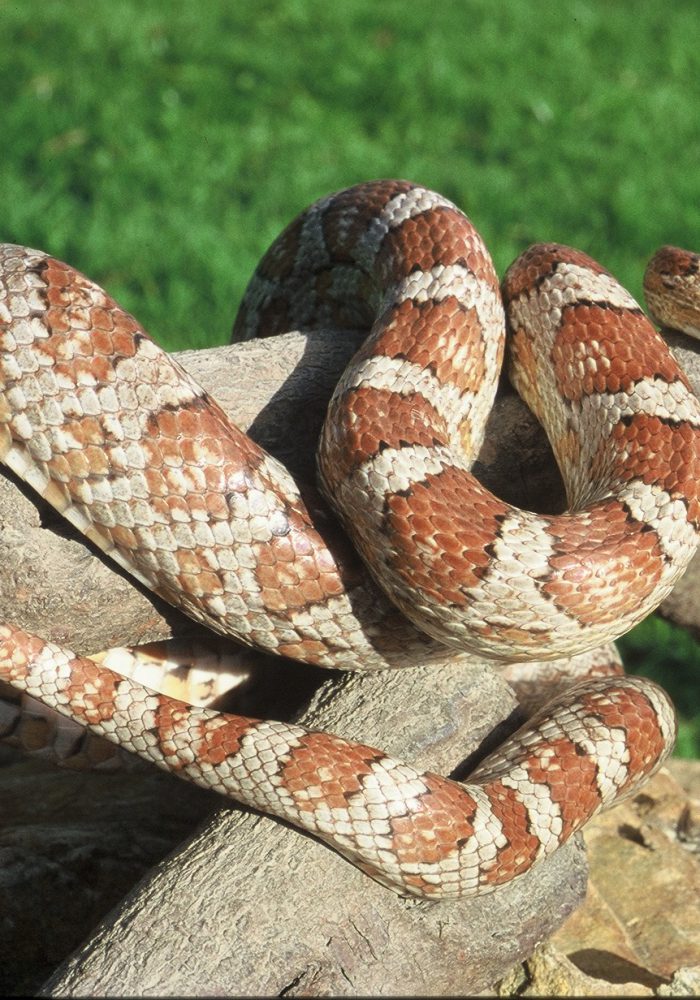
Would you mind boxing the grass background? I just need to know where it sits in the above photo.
[1,0,699,755]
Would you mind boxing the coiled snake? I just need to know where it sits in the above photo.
[1,180,698,899]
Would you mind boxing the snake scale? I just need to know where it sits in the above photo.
[1,180,699,899]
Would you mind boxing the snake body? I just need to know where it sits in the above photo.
[238,182,700,658]
[0,626,675,899]
[0,180,698,898]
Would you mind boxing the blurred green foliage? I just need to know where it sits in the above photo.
[1,0,699,754]
[619,618,700,759]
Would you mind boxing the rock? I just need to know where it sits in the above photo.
[495,942,660,997]
[657,967,700,996]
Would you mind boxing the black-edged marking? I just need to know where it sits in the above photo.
[560,299,645,316]
[618,411,688,431]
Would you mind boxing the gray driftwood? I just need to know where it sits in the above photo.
[2,325,699,995]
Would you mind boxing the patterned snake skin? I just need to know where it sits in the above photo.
[0,180,698,898]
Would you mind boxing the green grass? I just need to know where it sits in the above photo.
[1,0,699,755]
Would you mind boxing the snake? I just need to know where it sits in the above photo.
[0,180,698,899]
